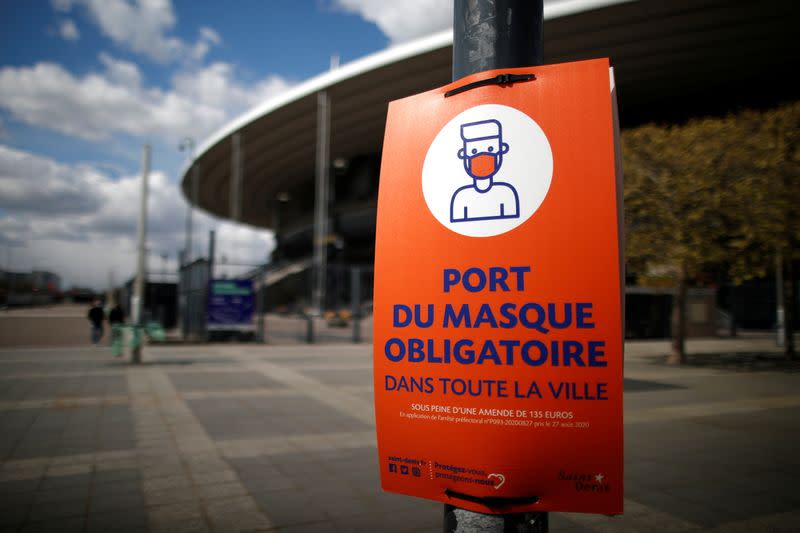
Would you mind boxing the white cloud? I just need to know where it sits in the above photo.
[0,145,103,214]
[332,0,452,43]
[98,53,142,87]
[199,26,221,45]
[0,57,293,142]
[79,0,182,63]
[0,144,272,289]
[190,26,222,62]
[51,0,74,12]
[333,0,571,44]
[54,0,218,63]
[59,19,80,41]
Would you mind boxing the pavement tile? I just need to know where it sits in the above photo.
[143,485,199,507]
[87,508,150,532]
[185,458,230,474]
[191,469,238,485]
[0,468,45,482]
[97,450,138,461]
[251,489,329,527]
[207,509,272,532]
[49,453,95,466]
[45,463,93,477]
[33,485,90,504]
[142,473,192,492]
[0,478,41,495]
[150,515,210,533]
[93,467,141,485]
[196,480,249,501]
[140,462,186,480]
[753,509,800,532]
[38,473,90,491]
[19,517,85,533]
[0,504,31,527]
[335,510,437,533]
[548,513,596,532]
[628,489,723,528]
[204,495,260,514]
[147,501,208,533]
[94,457,139,471]
[243,474,298,493]
[90,489,146,513]
[311,495,373,519]
[275,522,343,533]
[1,490,36,509]
[27,499,87,521]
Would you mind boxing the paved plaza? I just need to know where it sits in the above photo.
[0,322,799,531]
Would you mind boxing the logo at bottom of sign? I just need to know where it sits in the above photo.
[487,473,505,489]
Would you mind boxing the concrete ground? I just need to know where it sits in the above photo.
[0,311,798,531]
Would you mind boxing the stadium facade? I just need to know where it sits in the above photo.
[180,0,796,316]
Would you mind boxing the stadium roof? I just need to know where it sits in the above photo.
[181,0,796,229]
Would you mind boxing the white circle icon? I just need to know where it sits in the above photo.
[421,104,553,237]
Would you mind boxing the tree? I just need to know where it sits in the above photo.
[622,102,799,363]
[725,103,800,358]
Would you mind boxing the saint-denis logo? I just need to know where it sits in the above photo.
[422,104,553,238]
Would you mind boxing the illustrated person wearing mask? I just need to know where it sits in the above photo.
[450,119,520,223]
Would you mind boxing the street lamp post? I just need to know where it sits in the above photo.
[179,138,198,265]
[131,145,150,365]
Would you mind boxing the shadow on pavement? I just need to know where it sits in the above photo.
[650,352,800,372]
[624,378,685,392]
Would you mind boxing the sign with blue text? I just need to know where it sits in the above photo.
[207,279,254,331]
[373,59,624,515]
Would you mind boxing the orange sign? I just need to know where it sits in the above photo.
[373,58,623,515]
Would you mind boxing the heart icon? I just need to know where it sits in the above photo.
[488,473,505,489]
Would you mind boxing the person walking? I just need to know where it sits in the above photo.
[108,302,125,356]
[87,299,105,346]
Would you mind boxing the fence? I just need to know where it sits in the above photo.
[179,258,210,341]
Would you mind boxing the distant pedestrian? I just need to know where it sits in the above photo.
[108,303,125,355]
[109,303,124,326]
[87,299,105,345]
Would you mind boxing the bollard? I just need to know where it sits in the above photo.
[351,266,361,343]
[306,314,315,344]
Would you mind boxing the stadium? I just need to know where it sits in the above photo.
[179,0,795,327]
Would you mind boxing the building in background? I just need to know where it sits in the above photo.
[180,0,796,334]
[1,269,62,306]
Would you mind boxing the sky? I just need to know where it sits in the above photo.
[0,0,570,290]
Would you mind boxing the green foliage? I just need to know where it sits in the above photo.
[622,101,800,285]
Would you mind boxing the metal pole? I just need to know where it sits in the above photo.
[180,138,196,264]
[776,252,785,347]
[184,167,193,264]
[205,230,215,342]
[257,263,266,343]
[178,250,186,340]
[231,132,243,221]
[312,91,330,319]
[453,0,543,81]
[351,266,361,343]
[446,1,546,531]
[131,144,150,364]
